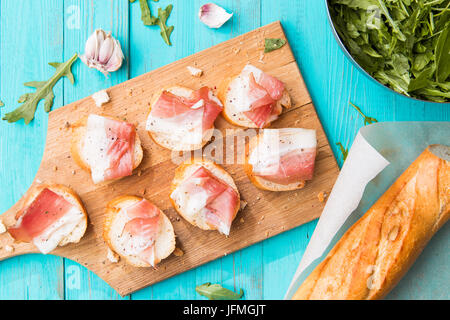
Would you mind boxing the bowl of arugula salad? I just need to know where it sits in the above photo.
[325,0,450,103]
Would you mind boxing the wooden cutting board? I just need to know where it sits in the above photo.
[0,21,339,296]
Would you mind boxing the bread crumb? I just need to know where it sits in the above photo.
[53,166,58,172]
[173,247,184,257]
[187,66,203,77]
[107,248,120,263]
[0,220,6,234]
[260,215,265,221]
[232,47,241,54]
[258,52,265,64]
[176,217,180,222]
[137,169,142,177]
[72,170,76,175]
[265,230,270,237]
[240,200,248,211]
[5,245,14,253]
[240,217,245,223]
[317,191,328,203]
[91,90,110,107]
[64,121,71,129]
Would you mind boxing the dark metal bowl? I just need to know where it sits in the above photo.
[324,0,444,104]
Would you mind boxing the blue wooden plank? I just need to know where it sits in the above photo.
[0,0,65,300]
[62,0,130,300]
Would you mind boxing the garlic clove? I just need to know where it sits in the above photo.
[80,29,124,76]
[105,40,125,73]
[98,36,115,64]
[199,3,233,29]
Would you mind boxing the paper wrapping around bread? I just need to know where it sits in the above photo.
[293,145,449,300]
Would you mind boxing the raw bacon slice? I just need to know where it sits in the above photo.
[120,199,161,266]
[84,115,136,184]
[204,188,239,235]
[149,86,222,134]
[171,166,239,235]
[242,64,285,101]
[238,65,286,128]
[249,128,317,185]
[8,188,75,243]
[256,148,317,184]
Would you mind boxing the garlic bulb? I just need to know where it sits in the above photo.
[80,29,124,76]
[199,3,233,29]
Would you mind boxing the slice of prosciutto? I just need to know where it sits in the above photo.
[83,115,136,184]
[249,128,317,185]
[8,188,84,254]
[234,64,285,128]
[118,199,161,267]
[170,166,239,235]
[146,87,223,146]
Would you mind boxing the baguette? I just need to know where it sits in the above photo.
[7,184,88,254]
[217,65,291,128]
[103,196,175,268]
[146,86,222,151]
[293,145,449,300]
[71,115,143,183]
[169,159,240,235]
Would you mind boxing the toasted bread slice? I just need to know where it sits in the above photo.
[217,71,291,128]
[70,115,143,182]
[146,86,220,151]
[9,184,88,253]
[245,133,310,192]
[103,196,175,268]
[169,159,240,234]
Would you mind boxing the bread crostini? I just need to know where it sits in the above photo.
[245,128,317,191]
[146,86,223,151]
[71,114,143,184]
[170,159,240,236]
[7,184,88,254]
[218,64,291,128]
[103,196,175,268]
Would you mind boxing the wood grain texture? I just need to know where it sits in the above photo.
[0,21,339,296]
[0,0,448,300]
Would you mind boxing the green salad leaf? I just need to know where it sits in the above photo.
[265,38,287,53]
[3,53,78,124]
[329,0,450,102]
[196,283,244,300]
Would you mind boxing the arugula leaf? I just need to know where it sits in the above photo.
[157,5,174,46]
[435,22,450,82]
[336,142,349,162]
[264,38,287,53]
[3,53,77,124]
[131,0,174,46]
[138,0,158,26]
[196,283,244,300]
[329,0,450,102]
[349,102,378,125]
[0,100,4,107]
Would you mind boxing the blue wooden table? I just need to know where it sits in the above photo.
[0,0,448,300]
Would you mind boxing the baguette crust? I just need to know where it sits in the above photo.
[103,196,175,268]
[293,145,450,300]
[244,134,306,191]
[169,159,240,233]
[218,75,291,129]
[11,183,88,249]
[70,115,143,181]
